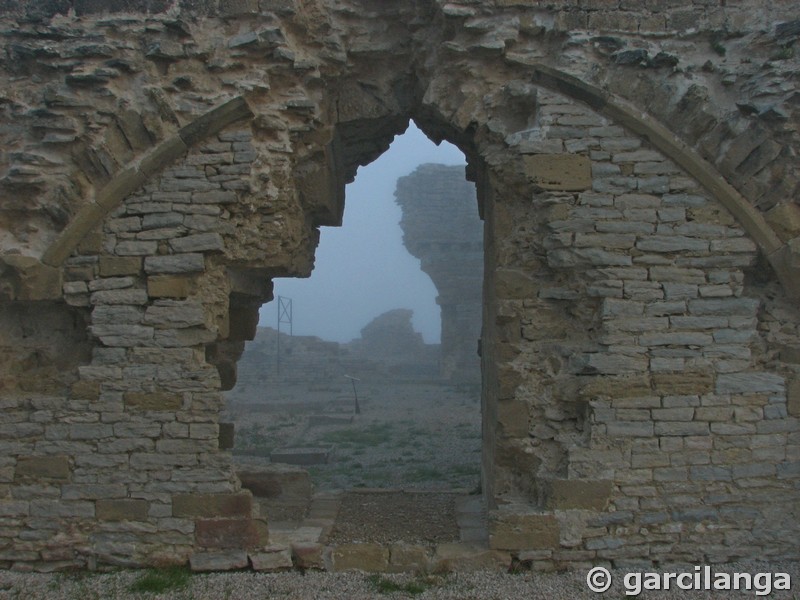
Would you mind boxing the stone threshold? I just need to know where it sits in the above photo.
[189,489,507,573]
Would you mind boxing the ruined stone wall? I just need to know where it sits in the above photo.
[396,164,483,385]
[0,0,798,572]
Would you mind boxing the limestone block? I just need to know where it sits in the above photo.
[543,479,613,510]
[523,154,591,191]
[144,254,205,274]
[173,491,253,519]
[96,499,149,521]
[433,542,510,572]
[14,455,71,482]
[99,256,142,276]
[388,544,430,573]
[250,546,293,571]
[169,233,225,253]
[716,373,785,395]
[144,301,205,328]
[196,517,268,549]
[147,275,192,298]
[331,543,389,572]
[291,542,324,569]
[652,372,713,395]
[488,511,559,550]
[123,391,183,411]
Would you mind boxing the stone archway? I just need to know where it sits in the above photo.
[0,0,798,571]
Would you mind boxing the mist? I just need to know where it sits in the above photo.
[261,122,467,344]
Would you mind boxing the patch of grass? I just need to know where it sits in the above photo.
[129,566,191,595]
[368,574,428,596]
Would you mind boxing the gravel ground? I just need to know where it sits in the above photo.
[1,562,798,600]
[326,491,460,545]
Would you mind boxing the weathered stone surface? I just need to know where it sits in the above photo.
[249,546,293,571]
[14,456,70,482]
[489,512,559,551]
[524,154,592,190]
[543,479,613,510]
[196,517,268,549]
[189,550,249,572]
[96,499,148,521]
[331,543,389,572]
[123,391,183,411]
[144,254,205,274]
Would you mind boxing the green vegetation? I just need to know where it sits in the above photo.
[367,574,428,596]
[129,566,191,594]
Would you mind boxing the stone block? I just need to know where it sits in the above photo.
[124,391,182,411]
[497,399,529,438]
[189,550,249,572]
[488,511,559,551]
[170,233,225,253]
[173,491,253,519]
[524,154,591,191]
[433,542,509,573]
[331,543,389,572]
[388,544,430,573]
[70,380,101,400]
[144,301,205,328]
[652,372,713,395]
[543,479,613,510]
[14,455,71,482]
[147,275,192,298]
[249,546,293,571]
[96,499,149,521]
[291,542,324,569]
[716,373,784,395]
[196,517,268,549]
[237,464,313,501]
[98,256,142,277]
[144,254,205,274]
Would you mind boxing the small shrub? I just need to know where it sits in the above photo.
[129,566,191,594]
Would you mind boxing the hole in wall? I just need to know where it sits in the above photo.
[223,122,486,540]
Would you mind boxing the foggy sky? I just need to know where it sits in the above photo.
[260,122,467,344]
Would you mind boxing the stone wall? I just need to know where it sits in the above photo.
[396,164,483,385]
[0,0,797,572]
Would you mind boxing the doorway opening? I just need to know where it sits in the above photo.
[223,122,487,545]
